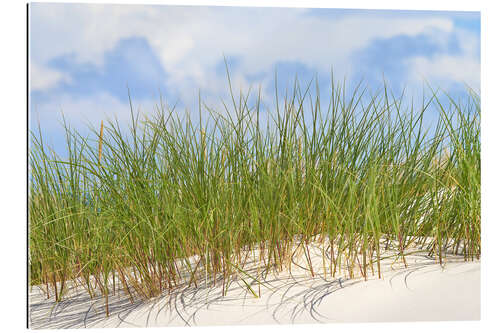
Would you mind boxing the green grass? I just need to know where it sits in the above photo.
[29,76,480,314]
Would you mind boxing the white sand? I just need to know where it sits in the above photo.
[29,244,480,329]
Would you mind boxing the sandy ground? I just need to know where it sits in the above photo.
[29,244,480,329]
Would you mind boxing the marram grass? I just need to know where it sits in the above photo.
[29,77,480,315]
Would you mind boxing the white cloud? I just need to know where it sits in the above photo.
[30,63,71,91]
[30,92,158,132]
[406,28,480,92]
[407,55,480,92]
[30,4,461,98]
[29,4,480,134]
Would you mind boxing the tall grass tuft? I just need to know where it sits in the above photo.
[29,76,480,312]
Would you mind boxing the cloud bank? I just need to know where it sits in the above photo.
[29,3,480,154]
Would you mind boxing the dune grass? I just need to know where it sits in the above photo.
[29,76,480,314]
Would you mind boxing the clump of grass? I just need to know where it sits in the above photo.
[28,75,480,313]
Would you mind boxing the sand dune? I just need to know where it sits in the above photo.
[29,240,479,329]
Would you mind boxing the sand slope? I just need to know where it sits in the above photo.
[29,247,480,329]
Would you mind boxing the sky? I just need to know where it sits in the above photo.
[29,3,480,155]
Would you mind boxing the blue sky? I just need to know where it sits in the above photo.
[29,3,480,155]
